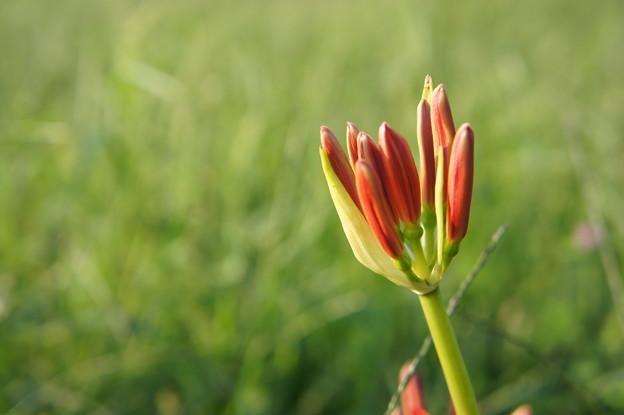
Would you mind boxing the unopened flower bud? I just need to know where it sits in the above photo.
[358,131,397,223]
[446,124,474,242]
[417,99,435,209]
[355,160,405,259]
[379,122,421,225]
[357,132,385,176]
[430,84,456,155]
[320,126,362,212]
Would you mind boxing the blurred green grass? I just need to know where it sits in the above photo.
[1,0,624,413]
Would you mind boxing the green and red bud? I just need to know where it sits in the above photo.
[320,126,362,213]
[379,122,421,226]
[346,121,360,169]
[355,160,405,259]
[446,123,474,243]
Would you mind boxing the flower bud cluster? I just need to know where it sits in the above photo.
[319,75,474,293]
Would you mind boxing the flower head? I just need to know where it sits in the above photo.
[319,75,475,292]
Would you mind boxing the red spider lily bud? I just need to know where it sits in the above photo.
[320,126,362,213]
[378,122,421,225]
[358,131,398,223]
[417,99,435,209]
[357,132,385,174]
[346,122,360,169]
[355,160,404,259]
[398,363,430,415]
[446,124,474,243]
[430,84,456,153]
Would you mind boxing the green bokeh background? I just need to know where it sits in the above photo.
[1,0,623,414]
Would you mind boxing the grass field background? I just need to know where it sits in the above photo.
[1,0,624,413]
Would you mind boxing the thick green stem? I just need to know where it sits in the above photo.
[424,225,435,263]
[408,236,431,281]
[418,289,480,415]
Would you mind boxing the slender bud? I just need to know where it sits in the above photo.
[320,126,362,213]
[417,99,435,208]
[346,122,360,169]
[378,122,421,225]
[446,124,474,242]
[355,160,404,259]
[430,84,456,155]
[358,131,397,223]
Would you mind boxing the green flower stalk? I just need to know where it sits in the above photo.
[319,75,480,414]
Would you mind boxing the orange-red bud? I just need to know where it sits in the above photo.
[430,85,455,202]
[398,364,430,415]
[355,160,404,259]
[446,124,474,242]
[357,132,384,174]
[379,122,421,225]
[320,126,362,213]
[430,84,456,153]
[357,131,397,223]
[417,99,435,208]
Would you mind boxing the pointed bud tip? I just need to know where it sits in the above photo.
[422,75,432,100]
[320,125,335,140]
[346,121,358,131]
[379,121,390,134]
[320,126,338,153]
[379,121,402,140]
[456,123,474,142]
[346,122,360,167]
